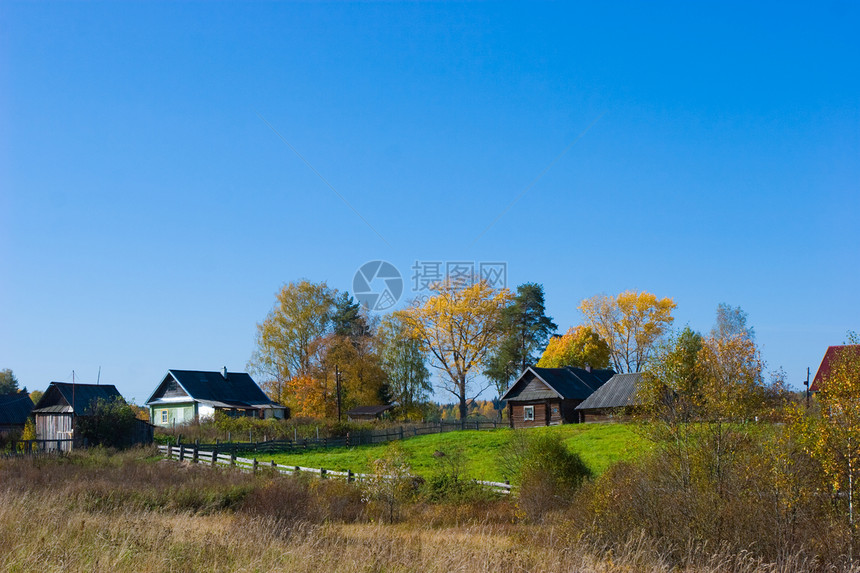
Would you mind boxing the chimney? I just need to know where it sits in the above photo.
[585,364,592,373]
[221,366,228,380]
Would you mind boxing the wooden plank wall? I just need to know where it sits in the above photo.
[35,413,73,451]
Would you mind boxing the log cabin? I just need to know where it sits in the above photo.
[501,366,615,428]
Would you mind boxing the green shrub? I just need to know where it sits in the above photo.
[75,397,139,448]
[501,431,592,522]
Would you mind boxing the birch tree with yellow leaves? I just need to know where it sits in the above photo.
[801,342,860,564]
[579,290,676,373]
[396,279,512,425]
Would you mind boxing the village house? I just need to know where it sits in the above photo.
[0,392,34,435]
[501,366,615,428]
[31,382,152,451]
[146,368,287,427]
[809,344,860,392]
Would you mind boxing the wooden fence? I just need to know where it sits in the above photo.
[157,444,513,495]
[167,419,509,455]
[2,438,77,454]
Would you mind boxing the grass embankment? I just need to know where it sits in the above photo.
[252,423,647,482]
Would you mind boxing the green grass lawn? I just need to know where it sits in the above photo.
[247,423,649,483]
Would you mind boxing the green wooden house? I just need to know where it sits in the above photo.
[146,368,287,427]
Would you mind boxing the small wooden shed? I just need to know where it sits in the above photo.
[32,382,152,451]
[346,405,393,422]
[501,366,615,428]
[575,372,644,422]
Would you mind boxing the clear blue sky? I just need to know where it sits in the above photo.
[1,2,858,404]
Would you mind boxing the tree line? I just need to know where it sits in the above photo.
[249,276,689,423]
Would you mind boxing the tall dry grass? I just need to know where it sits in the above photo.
[0,448,847,573]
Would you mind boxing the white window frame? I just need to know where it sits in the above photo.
[523,405,535,421]
[161,410,168,424]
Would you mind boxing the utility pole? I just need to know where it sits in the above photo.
[335,364,342,422]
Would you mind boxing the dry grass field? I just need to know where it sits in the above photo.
[0,447,827,573]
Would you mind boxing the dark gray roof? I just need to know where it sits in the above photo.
[346,405,393,417]
[146,370,281,408]
[0,393,34,426]
[576,372,644,411]
[32,383,123,415]
[501,366,615,402]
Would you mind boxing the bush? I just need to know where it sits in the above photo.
[364,442,415,523]
[500,431,592,522]
[569,423,841,571]
[75,397,139,448]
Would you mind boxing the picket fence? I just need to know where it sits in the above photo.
[157,444,512,495]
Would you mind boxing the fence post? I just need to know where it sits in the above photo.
[295,465,300,475]
[230,452,236,467]
[321,468,326,479]
[348,469,353,483]
[168,444,173,459]
[271,459,276,470]
[179,445,185,462]
[57,439,62,452]
[399,426,404,440]
[192,445,199,464]
[476,421,479,431]
[252,458,258,473]
[212,447,218,467]
[227,431,231,443]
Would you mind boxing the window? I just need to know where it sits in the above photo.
[523,405,535,421]
[161,410,168,424]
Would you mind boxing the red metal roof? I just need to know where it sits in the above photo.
[810,345,860,392]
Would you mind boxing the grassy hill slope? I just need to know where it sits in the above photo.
[254,423,648,483]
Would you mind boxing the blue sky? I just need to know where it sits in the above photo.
[1,2,858,404]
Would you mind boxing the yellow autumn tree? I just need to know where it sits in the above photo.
[802,345,860,562]
[249,280,336,405]
[396,278,512,424]
[536,325,610,369]
[579,290,676,373]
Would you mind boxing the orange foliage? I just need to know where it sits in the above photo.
[285,374,327,419]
